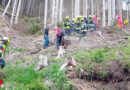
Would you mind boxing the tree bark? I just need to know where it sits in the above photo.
[10,0,18,27]
[91,0,94,15]
[3,0,12,19]
[86,0,88,17]
[44,0,48,28]
[112,0,116,19]
[59,0,63,22]
[102,0,106,27]
[108,0,112,26]
[15,0,21,24]
[51,0,56,25]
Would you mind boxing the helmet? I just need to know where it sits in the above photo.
[81,18,84,21]
[89,15,92,19]
[76,16,80,19]
[72,18,76,21]
[66,16,69,19]
[3,37,10,45]
[89,15,92,18]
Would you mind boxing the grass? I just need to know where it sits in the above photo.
[0,60,75,90]
[1,41,130,89]
[72,44,130,78]
[0,63,48,90]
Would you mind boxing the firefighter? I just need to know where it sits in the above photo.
[64,16,70,35]
[75,17,82,36]
[80,18,87,39]
[88,15,96,32]
[0,37,10,69]
[70,18,76,34]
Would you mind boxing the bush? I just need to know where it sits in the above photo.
[24,79,49,90]
[57,22,64,28]
[90,49,107,63]
[2,64,45,90]
[43,64,75,90]
[23,17,43,34]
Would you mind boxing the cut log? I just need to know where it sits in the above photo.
[60,56,76,70]
[56,46,65,59]
[30,48,41,54]
[35,55,48,71]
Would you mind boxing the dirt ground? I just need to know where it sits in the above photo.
[0,16,130,90]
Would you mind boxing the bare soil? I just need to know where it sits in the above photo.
[0,16,130,90]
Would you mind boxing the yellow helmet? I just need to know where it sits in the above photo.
[3,37,10,45]
[89,15,92,18]
[66,16,69,19]
[76,16,80,19]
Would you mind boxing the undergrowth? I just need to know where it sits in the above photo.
[23,17,43,34]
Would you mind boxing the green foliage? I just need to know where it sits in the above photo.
[57,22,64,28]
[90,49,107,63]
[6,46,25,53]
[5,65,42,85]
[110,19,118,31]
[102,71,108,76]
[23,17,43,34]
[1,64,47,90]
[43,64,75,90]
[124,45,130,55]
[24,79,49,90]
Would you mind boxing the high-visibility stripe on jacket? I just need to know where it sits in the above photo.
[64,21,70,29]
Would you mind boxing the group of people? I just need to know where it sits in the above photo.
[116,14,129,28]
[43,15,100,49]
[64,15,100,38]
[0,37,10,69]
[43,25,65,49]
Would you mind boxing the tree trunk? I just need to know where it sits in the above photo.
[72,0,74,18]
[108,0,112,26]
[59,0,63,22]
[15,0,21,24]
[112,0,116,19]
[102,0,106,27]
[86,0,88,17]
[55,0,59,24]
[44,0,48,28]
[75,0,80,17]
[3,0,12,19]
[10,0,18,27]
[91,0,94,15]
[119,0,122,20]
[51,0,56,25]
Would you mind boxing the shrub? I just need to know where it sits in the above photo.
[23,17,43,34]
[3,64,43,89]
[90,49,107,63]
[43,64,75,90]
[24,79,49,90]
[57,22,64,28]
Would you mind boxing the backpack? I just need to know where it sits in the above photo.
[60,29,65,36]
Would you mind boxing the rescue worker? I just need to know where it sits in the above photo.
[55,27,64,49]
[1,37,10,57]
[0,37,10,69]
[64,16,70,35]
[80,18,87,39]
[70,18,76,34]
[88,15,96,32]
[75,17,82,36]
[0,55,5,69]
[43,25,50,49]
